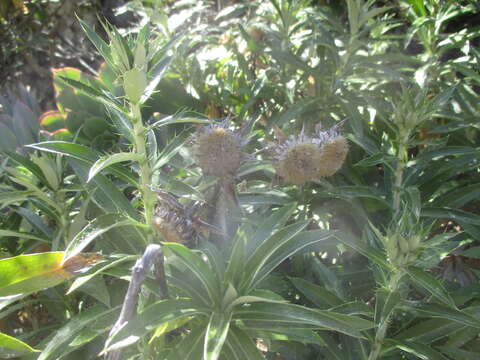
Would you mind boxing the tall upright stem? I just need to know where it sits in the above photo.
[131,103,156,241]
[368,271,403,360]
[392,138,408,214]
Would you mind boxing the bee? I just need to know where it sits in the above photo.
[153,190,223,247]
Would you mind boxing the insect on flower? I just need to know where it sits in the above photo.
[153,190,224,246]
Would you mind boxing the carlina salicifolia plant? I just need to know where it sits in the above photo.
[63,19,178,360]
[365,85,458,360]
[192,120,250,237]
[367,205,433,360]
[270,122,349,185]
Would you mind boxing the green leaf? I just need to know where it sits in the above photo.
[241,221,309,292]
[406,0,427,17]
[88,152,141,182]
[375,288,401,327]
[0,252,100,297]
[0,123,18,151]
[67,254,136,294]
[27,141,138,186]
[204,311,232,360]
[164,243,221,306]
[142,56,173,102]
[422,207,480,226]
[222,326,264,360]
[247,203,297,256]
[289,277,342,308]
[0,332,39,357]
[0,190,35,209]
[437,345,480,360]
[153,129,191,170]
[78,17,115,70]
[149,115,211,130]
[5,151,49,185]
[13,207,53,237]
[58,76,127,113]
[105,299,208,352]
[64,213,144,261]
[39,304,119,360]
[252,229,335,290]
[389,339,448,360]
[0,252,63,297]
[165,323,206,360]
[323,186,390,208]
[0,229,48,243]
[224,233,246,287]
[67,158,139,221]
[404,302,480,329]
[124,67,147,103]
[406,267,456,308]
[234,302,373,338]
[395,305,480,343]
[334,231,389,269]
[76,275,111,307]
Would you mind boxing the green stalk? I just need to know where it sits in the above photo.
[368,271,403,360]
[392,137,408,214]
[131,103,156,241]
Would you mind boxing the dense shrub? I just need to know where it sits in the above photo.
[0,1,479,359]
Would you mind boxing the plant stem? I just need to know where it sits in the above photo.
[131,103,156,241]
[392,134,409,215]
[368,271,403,360]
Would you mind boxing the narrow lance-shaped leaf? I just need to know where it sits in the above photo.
[88,152,142,182]
[204,311,232,360]
[241,221,309,292]
[0,252,102,297]
[234,302,373,338]
[141,56,172,103]
[222,326,264,360]
[39,304,120,360]
[77,17,115,70]
[58,76,127,114]
[402,302,480,329]
[406,266,456,308]
[163,243,221,306]
[254,230,335,288]
[149,115,211,130]
[104,299,208,353]
[27,141,138,186]
[64,213,145,261]
[0,332,40,357]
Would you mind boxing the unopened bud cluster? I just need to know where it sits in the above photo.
[386,234,422,268]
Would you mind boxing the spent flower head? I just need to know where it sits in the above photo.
[192,120,249,178]
[270,123,348,185]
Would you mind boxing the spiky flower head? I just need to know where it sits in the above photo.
[193,121,247,178]
[271,124,348,185]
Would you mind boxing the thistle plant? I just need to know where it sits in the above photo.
[0,1,479,360]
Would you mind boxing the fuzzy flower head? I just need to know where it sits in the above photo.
[193,121,248,178]
[271,124,348,185]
